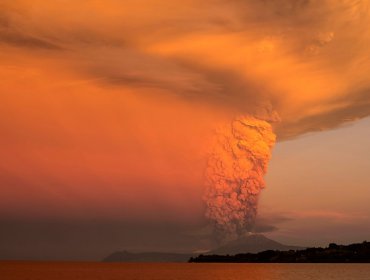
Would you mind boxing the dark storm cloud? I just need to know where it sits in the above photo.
[277,88,370,139]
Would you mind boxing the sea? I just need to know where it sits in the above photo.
[1,262,370,280]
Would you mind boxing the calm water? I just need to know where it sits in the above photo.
[1,262,370,280]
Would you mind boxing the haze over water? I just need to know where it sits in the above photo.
[2,262,370,280]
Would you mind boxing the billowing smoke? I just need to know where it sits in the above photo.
[204,116,276,241]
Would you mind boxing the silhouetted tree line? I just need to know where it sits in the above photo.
[189,241,370,263]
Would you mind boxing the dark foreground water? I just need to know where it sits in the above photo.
[1,262,370,280]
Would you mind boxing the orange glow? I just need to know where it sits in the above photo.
[1,0,370,223]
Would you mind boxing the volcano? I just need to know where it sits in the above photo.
[210,234,303,255]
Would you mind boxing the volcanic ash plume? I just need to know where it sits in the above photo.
[204,116,276,241]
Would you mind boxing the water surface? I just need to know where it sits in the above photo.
[1,262,370,280]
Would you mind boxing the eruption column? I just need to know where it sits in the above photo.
[204,116,276,241]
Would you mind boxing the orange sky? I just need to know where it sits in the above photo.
[1,0,370,259]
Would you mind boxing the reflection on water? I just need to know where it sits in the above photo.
[1,262,370,280]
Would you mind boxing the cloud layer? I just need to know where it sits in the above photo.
[1,0,370,138]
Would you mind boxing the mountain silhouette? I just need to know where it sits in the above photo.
[210,234,303,255]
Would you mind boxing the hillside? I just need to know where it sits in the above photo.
[190,241,370,263]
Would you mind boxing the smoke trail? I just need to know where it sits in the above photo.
[204,116,276,241]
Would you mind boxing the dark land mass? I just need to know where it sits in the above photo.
[189,241,370,263]
[103,234,302,262]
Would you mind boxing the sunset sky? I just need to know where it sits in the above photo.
[1,0,370,260]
